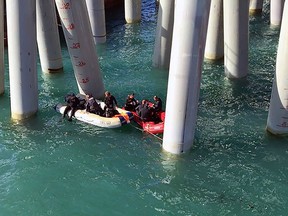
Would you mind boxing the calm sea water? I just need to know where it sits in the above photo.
[1,1,288,215]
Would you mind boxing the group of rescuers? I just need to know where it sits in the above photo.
[62,91,163,122]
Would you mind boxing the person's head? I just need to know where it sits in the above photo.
[129,93,134,99]
[141,99,146,105]
[105,91,111,97]
[153,96,158,101]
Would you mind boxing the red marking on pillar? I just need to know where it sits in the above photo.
[61,2,70,9]
[76,61,86,67]
[81,77,90,83]
[67,23,75,30]
[71,43,80,49]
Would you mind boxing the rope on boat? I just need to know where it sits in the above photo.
[129,124,163,141]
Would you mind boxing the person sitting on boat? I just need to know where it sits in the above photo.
[152,95,163,112]
[124,93,139,111]
[150,95,163,123]
[85,94,104,116]
[104,91,119,117]
[63,93,80,121]
[136,99,152,122]
[135,99,146,116]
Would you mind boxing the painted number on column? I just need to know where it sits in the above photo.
[61,2,70,9]
[81,78,89,83]
[76,61,86,67]
[67,23,75,30]
[73,56,86,67]
[71,43,80,49]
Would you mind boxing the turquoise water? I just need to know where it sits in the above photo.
[1,1,288,215]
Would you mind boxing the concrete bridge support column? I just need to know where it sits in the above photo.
[152,0,174,69]
[224,0,249,79]
[0,0,4,95]
[205,0,224,61]
[6,0,38,120]
[86,0,106,44]
[36,0,63,73]
[125,0,141,23]
[249,0,263,15]
[267,1,288,135]
[163,0,211,154]
[270,0,285,26]
[55,0,105,99]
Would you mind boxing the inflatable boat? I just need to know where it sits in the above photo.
[125,100,165,134]
[55,103,133,128]
[131,110,165,134]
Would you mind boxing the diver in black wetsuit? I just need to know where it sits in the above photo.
[63,93,80,121]
[104,91,118,117]
[85,94,104,116]
[152,95,163,112]
[124,93,139,111]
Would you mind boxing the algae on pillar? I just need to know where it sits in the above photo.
[224,0,249,79]
[37,0,63,73]
[55,0,105,99]
[86,0,107,44]
[7,0,38,120]
[267,1,288,135]
[152,0,174,69]
[163,0,211,154]
[125,0,141,23]
[205,0,224,61]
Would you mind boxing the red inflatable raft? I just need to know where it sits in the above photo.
[131,110,165,134]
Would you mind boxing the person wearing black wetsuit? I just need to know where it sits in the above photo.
[152,95,162,112]
[85,94,104,116]
[104,91,118,117]
[124,93,139,111]
[63,93,80,121]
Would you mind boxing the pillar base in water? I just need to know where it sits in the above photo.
[163,143,184,155]
[43,67,64,73]
[12,110,37,120]
[93,36,106,44]
[249,8,262,15]
[204,54,224,61]
[266,126,288,136]
[125,19,141,24]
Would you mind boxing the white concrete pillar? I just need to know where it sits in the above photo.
[125,0,141,23]
[0,0,4,95]
[267,1,288,135]
[152,0,174,69]
[55,0,105,99]
[36,0,63,73]
[86,0,106,44]
[6,0,38,120]
[270,0,285,26]
[224,0,249,79]
[249,0,263,15]
[163,0,211,154]
[204,0,224,60]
